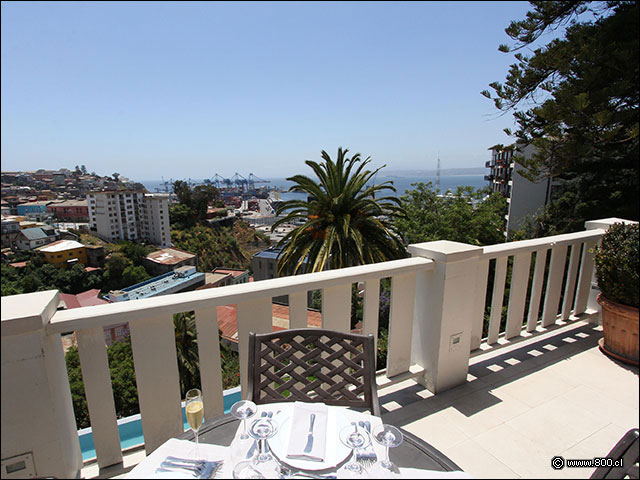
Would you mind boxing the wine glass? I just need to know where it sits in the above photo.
[232,460,265,479]
[248,417,278,463]
[185,388,204,459]
[230,400,258,440]
[339,423,370,475]
[371,424,403,474]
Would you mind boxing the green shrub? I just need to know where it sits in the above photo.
[593,223,639,308]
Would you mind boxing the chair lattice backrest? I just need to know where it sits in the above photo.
[246,328,381,417]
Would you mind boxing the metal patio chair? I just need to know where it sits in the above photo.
[590,428,639,479]
[246,328,381,417]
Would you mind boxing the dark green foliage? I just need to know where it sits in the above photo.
[107,338,139,421]
[593,223,639,308]
[118,241,154,267]
[122,265,151,288]
[1,261,103,297]
[220,341,241,389]
[376,328,388,371]
[171,225,249,271]
[273,148,407,274]
[396,183,508,246]
[171,181,222,228]
[102,253,151,291]
[66,338,139,430]
[174,312,200,397]
[169,203,198,229]
[483,1,639,234]
[65,345,90,429]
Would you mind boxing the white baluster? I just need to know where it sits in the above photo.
[505,252,532,339]
[76,326,122,468]
[129,314,182,454]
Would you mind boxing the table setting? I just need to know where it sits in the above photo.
[126,393,472,479]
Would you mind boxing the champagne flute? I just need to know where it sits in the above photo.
[339,423,370,475]
[371,424,403,474]
[185,388,204,459]
[230,400,257,440]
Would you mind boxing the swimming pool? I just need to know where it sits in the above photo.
[78,386,242,461]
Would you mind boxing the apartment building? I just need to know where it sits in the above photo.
[87,191,171,247]
[486,143,555,237]
[140,193,172,247]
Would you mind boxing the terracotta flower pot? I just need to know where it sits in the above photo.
[597,293,639,366]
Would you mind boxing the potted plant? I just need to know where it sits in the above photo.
[593,222,639,365]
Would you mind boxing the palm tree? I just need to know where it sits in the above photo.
[272,148,406,274]
[173,311,200,397]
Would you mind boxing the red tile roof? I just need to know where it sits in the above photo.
[216,303,322,343]
[59,289,109,309]
[213,268,248,278]
[9,261,28,268]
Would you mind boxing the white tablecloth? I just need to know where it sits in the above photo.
[126,402,472,479]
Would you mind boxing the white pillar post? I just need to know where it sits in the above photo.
[408,241,483,394]
[1,291,83,479]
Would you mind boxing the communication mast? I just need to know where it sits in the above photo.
[436,156,441,191]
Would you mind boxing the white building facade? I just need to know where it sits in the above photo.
[486,143,554,237]
[87,191,171,247]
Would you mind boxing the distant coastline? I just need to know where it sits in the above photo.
[382,167,486,177]
[141,173,488,198]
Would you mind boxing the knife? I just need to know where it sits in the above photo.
[303,413,316,453]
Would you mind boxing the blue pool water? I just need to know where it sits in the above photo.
[79,387,242,461]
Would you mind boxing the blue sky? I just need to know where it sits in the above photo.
[1,1,537,181]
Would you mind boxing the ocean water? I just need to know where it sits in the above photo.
[141,175,487,198]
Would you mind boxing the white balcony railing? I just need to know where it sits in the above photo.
[2,217,634,478]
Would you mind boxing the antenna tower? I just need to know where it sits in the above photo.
[436,156,441,191]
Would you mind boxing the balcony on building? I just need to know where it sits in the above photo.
[1,218,638,479]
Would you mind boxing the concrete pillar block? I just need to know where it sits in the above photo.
[407,241,483,394]
[1,290,83,479]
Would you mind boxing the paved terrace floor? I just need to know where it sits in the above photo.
[85,317,639,479]
[378,318,639,479]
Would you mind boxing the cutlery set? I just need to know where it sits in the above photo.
[156,456,223,478]
[354,420,377,469]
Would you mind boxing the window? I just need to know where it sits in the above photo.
[57,254,62,258]
[68,252,73,256]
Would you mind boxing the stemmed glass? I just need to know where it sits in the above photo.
[247,416,279,478]
[248,417,278,463]
[371,424,403,474]
[339,423,370,475]
[185,388,204,459]
[230,400,258,440]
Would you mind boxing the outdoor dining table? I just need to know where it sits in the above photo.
[175,402,462,475]
[127,401,466,478]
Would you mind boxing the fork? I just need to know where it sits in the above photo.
[156,465,224,479]
[355,420,377,469]
[159,459,223,478]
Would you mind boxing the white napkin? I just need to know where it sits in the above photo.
[125,438,232,479]
[286,401,328,462]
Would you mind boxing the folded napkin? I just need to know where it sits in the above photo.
[126,438,231,479]
[286,401,328,462]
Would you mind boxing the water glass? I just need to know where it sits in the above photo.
[339,423,370,475]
